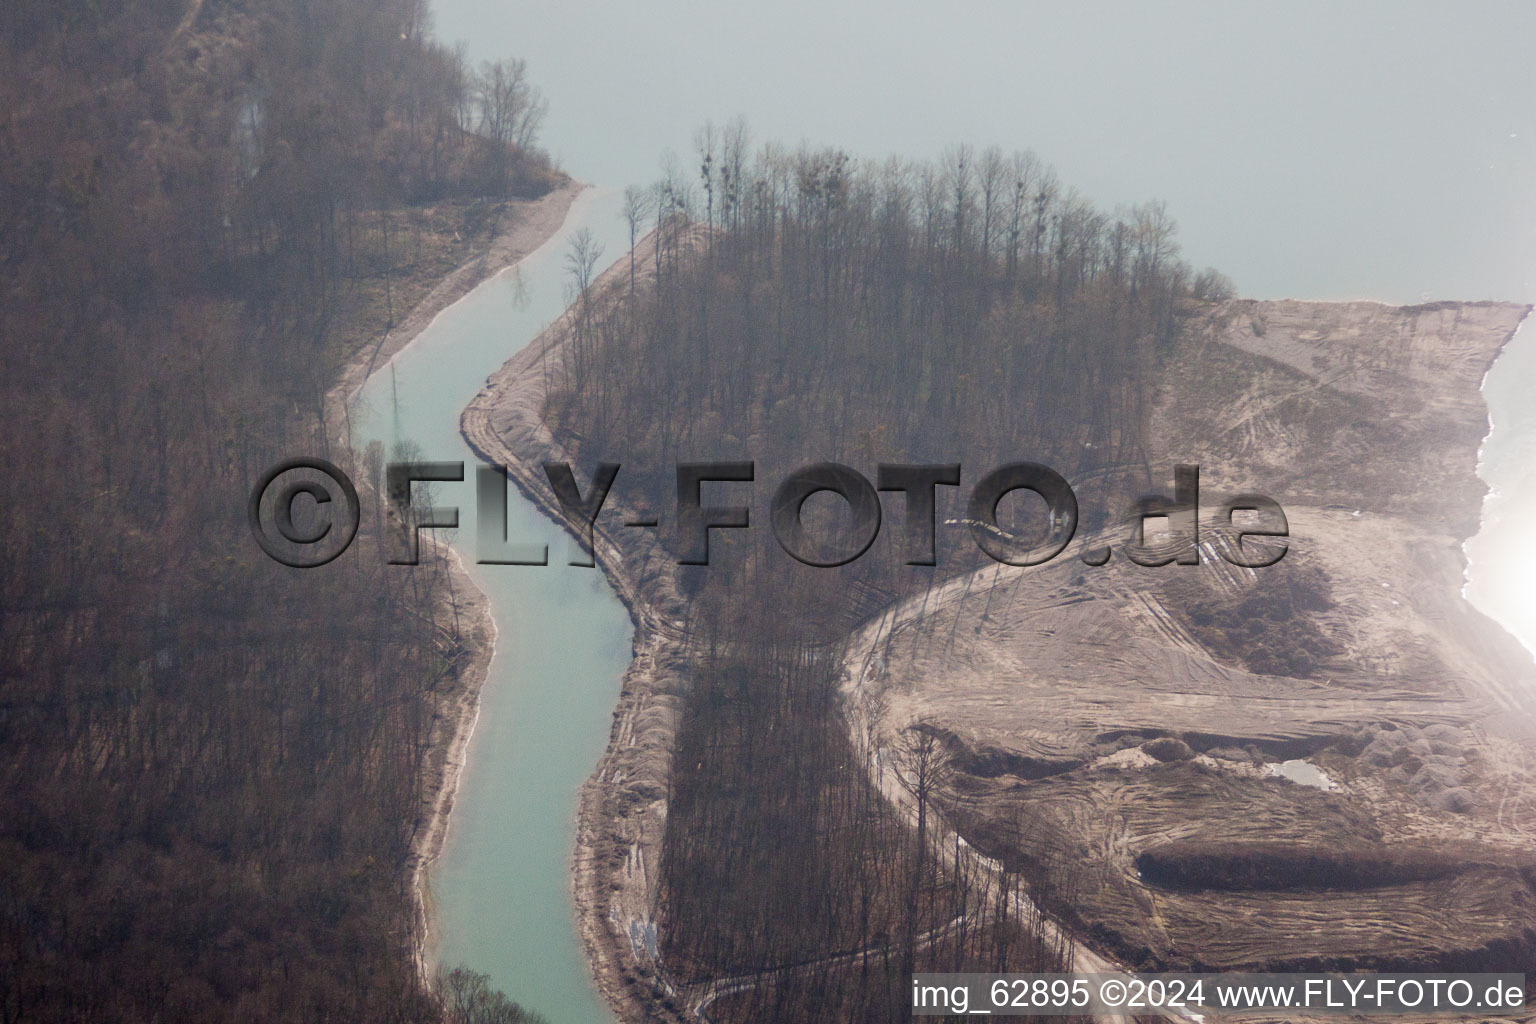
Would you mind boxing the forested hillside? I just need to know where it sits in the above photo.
[541,129,1223,1022]
[0,1,554,1020]
[553,133,1228,620]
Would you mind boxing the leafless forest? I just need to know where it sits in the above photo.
[1,1,553,1020]
[545,129,1221,1022]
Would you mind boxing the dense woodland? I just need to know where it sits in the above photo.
[546,127,1225,1021]
[553,128,1232,628]
[556,127,1226,496]
[1,0,553,1021]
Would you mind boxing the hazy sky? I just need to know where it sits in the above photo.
[434,1,1536,304]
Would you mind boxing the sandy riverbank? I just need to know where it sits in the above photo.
[320,179,586,983]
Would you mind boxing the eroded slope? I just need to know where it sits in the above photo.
[851,299,1536,972]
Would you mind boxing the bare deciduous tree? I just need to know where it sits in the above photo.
[622,184,649,294]
[474,57,547,188]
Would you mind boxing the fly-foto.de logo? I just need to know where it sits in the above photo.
[249,459,1288,571]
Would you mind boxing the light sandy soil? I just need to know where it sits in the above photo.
[843,300,1536,1020]
[404,541,498,978]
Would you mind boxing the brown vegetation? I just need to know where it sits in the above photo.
[0,0,559,1021]
[1134,840,1467,892]
[1178,561,1342,679]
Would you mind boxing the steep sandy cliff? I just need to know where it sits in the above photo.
[850,299,1536,975]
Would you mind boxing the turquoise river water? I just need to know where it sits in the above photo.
[353,187,632,1023]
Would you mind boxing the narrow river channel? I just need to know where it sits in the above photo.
[352,187,631,1024]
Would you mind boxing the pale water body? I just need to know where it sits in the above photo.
[1267,759,1338,791]
[377,3,1536,1018]
[352,188,633,1023]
